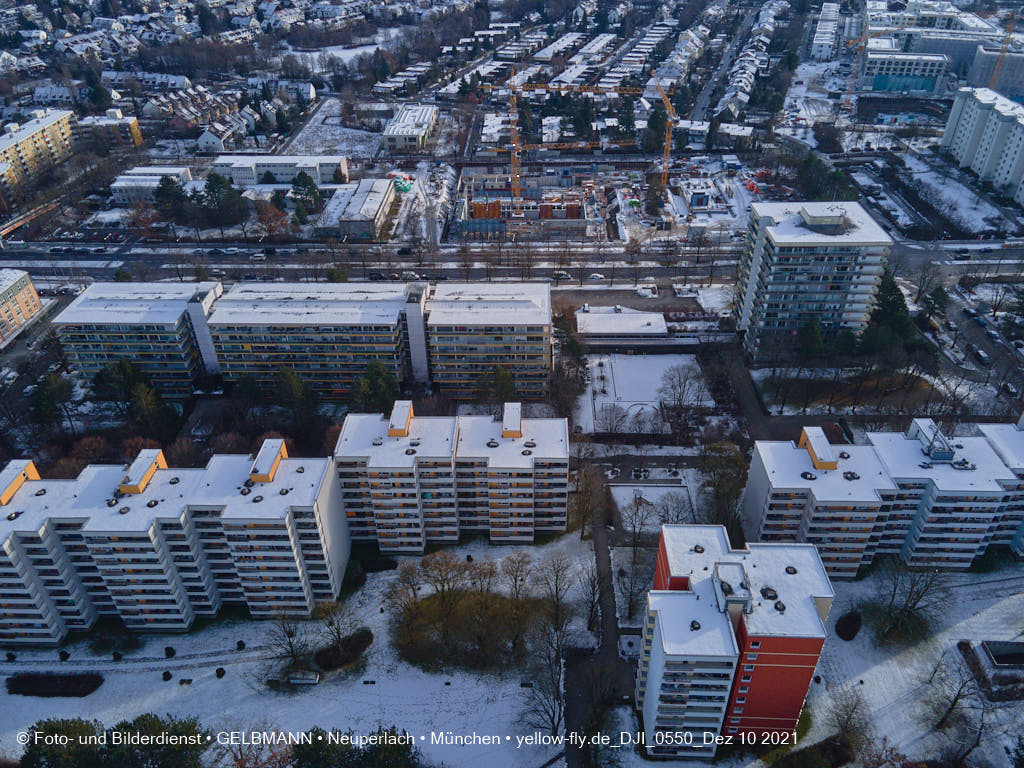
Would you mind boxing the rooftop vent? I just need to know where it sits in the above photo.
[761,586,778,600]
[693,544,705,553]
[147,500,158,508]
[240,487,251,496]
[34,489,46,496]
[253,495,263,503]
[119,507,130,515]
[525,440,537,448]
[244,479,254,488]
[296,466,305,474]
[405,448,417,455]
[7,511,22,521]
[410,440,421,447]
[800,471,817,481]
[372,437,384,446]
[785,565,798,575]
[843,471,860,481]
[690,620,701,631]
[838,451,850,459]
[774,600,786,613]
[106,499,118,508]
[280,488,289,495]
[522,449,532,456]
[487,439,500,448]
[169,477,180,485]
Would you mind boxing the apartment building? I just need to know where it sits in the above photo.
[110,166,193,205]
[0,439,349,645]
[941,88,1024,208]
[0,269,42,345]
[335,401,568,552]
[636,525,833,760]
[0,109,74,210]
[967,46,1024,101]
[54,282,222,398]
[734,202,892,362]
[810,3,839,61]
[859,49,950,93]
[211,154,348,185]
[76,109,144,151]
[743,421,1024,578]
[382,104,439,152]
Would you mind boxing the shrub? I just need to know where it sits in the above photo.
[361,557,397,573]
[236,640,246,651]
[5,652,14,662]
[6,673,103,697]
[162,671,172,682]
[834,611,862,641]
[112,651,122,661]
[314,627,374,671]
[164,646,176,658]
[58,650,69,661]
[216,667,226,679]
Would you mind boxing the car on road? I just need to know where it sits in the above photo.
[587,273,605,281]
[208,248,225,256]
[953,252,971,261]
[368,271,386,281]
[946,320,958,332]
[982,247,994,253]
[963,307,977,318]
[552,270,571,281]
[975,316,987,327]
[986,328,1000,341]
[1002,382,1020,398]
[396,247,411,256]
[974,348,992,366]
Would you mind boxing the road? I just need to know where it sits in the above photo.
[689,8,757,121]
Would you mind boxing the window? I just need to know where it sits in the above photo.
[744,664,754,671]
[734,708,743,714]
[747,653,758,661]
[750,641,761,649]
[739,687,749,693]
[741,675,751,682]
[730,718,740,725]
[736,697,746,704]
[728,727,738,734]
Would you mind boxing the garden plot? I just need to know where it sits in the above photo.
[0,535,595,768]
[575,354,714,434]
[284,98,380,157]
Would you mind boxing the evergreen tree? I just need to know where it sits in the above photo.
[21,719,103,768]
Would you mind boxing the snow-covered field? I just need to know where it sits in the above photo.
[284,98,380,157]
[903,154,1010,234]
[575,354,714,434]
[609,481,695,534]
[0,535,596,768]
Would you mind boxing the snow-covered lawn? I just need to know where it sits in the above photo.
[574,354,714,434]
[903,154,1010,235]
[609,481,695,534]
[0,535,596,767]
[284,98,380,157]
[696,284,734,315]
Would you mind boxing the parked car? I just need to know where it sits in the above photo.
[986,328,1000,341]
[368,271,386,281]
[401,271,419,280]
[587,273,605,281]
[1002,382,1019,398]
[974,348,993,366]
[975,316,987,327]
[552,270,570,280]
[945,320,958,332]
[953,252,971,261]
[963,307,978,318]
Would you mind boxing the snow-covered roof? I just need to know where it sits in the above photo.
[867,431,1016,492]
[455,414,568,467]
[976,423,1024,475]
[575,306,668,336]
[207,283,406,327]
[54,282,223,326]
[755,441,894,504]
[0,268,28,294]
[426,283,550,327]
[649,585,738,658]
[335,413,458,468]
[751,202,893,247]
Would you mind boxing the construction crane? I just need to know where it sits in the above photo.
[654,80,676,187]
[989,11,1019,91]
[843,31,891,109]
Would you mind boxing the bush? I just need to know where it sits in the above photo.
[236,640,246,650]
[772,735,850,768]
[6,673,103,697]
[5,652,14,662]
[314,627,374,671]
[58,650,69,661]
[834,611,862,641]
[361,557,397,573]
[112,651,122,661]
[216,667,226,679]
[164,646,176,658]
[162,671,172,682]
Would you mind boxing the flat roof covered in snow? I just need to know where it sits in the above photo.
[649,585,738,658]
[455,414,568,466]
[426,283,551,327]
[755,441,894,503]
[207,282,406,327]
[867,431,1016,493]
[335,413,458,468]
[976,423,1024,474]
[751,202,893,247]
[575,306,668,336]
[54,282,223,326]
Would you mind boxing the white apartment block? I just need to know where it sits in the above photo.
[0,440,349,645]
[743,421,1024,578]
[211,154,348,185]
[335,402,568,553]
[734,202,892,362]
[383,104,439,152]
[968,46,1024,101]
[941,88,1024,208]
[810,3,839,61]
[110,166,193,205]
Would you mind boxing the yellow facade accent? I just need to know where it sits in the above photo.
[0,461,39,506]
[798,428,838,470]
[119,451,168,494]
[388,403,414,437]
[250,442,288,483]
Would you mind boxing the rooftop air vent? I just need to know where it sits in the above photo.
[119,507,130,515]
[774,600,786,613]
[800,471,817,480]
[487,439,500,448]
[147,500,158,508]
[919,461,932,469]
[843,471,860,481]
[785,565,798,575]
[240,487,251,496]
[7,511,22,521]
[955,443,964,449]
[693,544,705,553]
[690,620,701,631]
[405,448,417,455]
[106,499,117,508]
[253,495,263,503]
[410,440,421,447]
[169,477,180,485]
[761,586,778,600]
[525,440,537,448]
[372,437,384,446]
[279,488,289,495]
[244,479,254,488]
[598,361,604,367]
[522,449,532,456]
[838,451,850,459]
[296,466,305,474]
[35,489,46,496]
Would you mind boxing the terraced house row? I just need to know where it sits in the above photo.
[54,281,553,399]
[0,440,348,646]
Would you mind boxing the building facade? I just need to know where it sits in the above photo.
[314,179,396,240]
[734,202,892,362]
[743,421,1024,578]
[110,166,193,205]
[211,154,347,185]
[941,88,1024,208]
[75,109,143,151]
[335,401,568,552]
[53,282,222,398]
[636,525,833,760]
[383,104,439,152]
[0,440,349,645]
[0,109,74,210]
[0,269,42,345]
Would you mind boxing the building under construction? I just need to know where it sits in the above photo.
[454,165,602,239]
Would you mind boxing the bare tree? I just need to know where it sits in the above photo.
[655,489,693,525]
[873,558,949,641]
[577,559,600,633]
[828,685,871,755]
[268,614,312,669]
[535,551,574,630]
[914,258,941,304]
[385,561,421,646]
[595,402,627,434]
[571,463,605,539]
[521,620,568,737]
[320,603,355,654]
[617,554,652,619]
[420,551,468,647]
[214,721,292,767]
[502,552,533,650]
[621,495,653,565]
[926,650,981,731]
